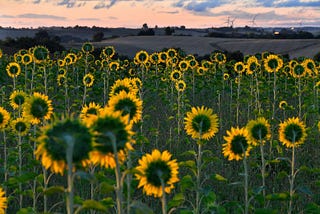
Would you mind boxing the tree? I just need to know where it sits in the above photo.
[165,27,175,35]
[92,32,104,42]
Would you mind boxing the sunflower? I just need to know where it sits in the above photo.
[149,52,160,64]
[88,107,134,168]
[21,53,33,65]
[32,46,49,63]
[130,77,143,90]
[178,60,189,72]
[234,61,246,74]
[65,53,77,65]
[35,118,93,175]
[0,107,10,130]
[290,63,306,78]
[0,187,7,213]
[10,117,30,136]
[302,58,317,76]
[246,117,271,146]
[159,51,168,63]
[109,78,139,97]
[134,50,149,65]
[188,59,198,69]
[184,106,219,141]
[57,59,65,67]
[82,42,94,53]
[107,91,143,124]
[223,73,230,80]
[166,56,179,67]
[222,127,252,161]
[263,54,283,73]
[22,92,54,125]
[14,53,22,63]
[6,62,21,78]
[196,66,207,75]
[175,80,186,92]
[101,46,115,59]
[135,149,179,198]
[279,100,288,110]
[0,49,2,58]
[170,69,183,82]
[80,102,102,121]
[109,61,120,71]
[9,90,28,109]
[83,73,94,87]
[279,117,307,148]
[167,48,177,58]
[246,57,260,75]
[57,74,66,87]
[212,52,226,64]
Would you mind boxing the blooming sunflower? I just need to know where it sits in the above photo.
[263,54,283,73]
[196,66,207,75]
[175,80,186,92]
[32,46,49,63]
[159,51,168,63]
[178,60,189,72]
[302,58,317,76]
[246,56,260,75]
[134,50,149,65]
[83,73,94,87]
[9,90,28,110]
[88,107,134,168]
[0,187,7,213]
[57,74,66,87]
[246,117,271,146]
[290,63,306,78]
[109,78,139,97]
[21,53,33,65]
[107,91,143,124]
[170,69,183,81]
[278,117,307,148]
[82,42,94,53]
[80,102,102,121]
[234,61,246,74]
[6,62,21,78]
[35,118,93,175]
[279,100,288,110]
[10,117,30,136]
[212,52,226,64]
[167,48,177,58]
[22,92,54,125]
[109,61,120,71]
[223,73,230,80]
[149,52,160,64]
[101,46,115,59]
[222,127,252,161]
[188,59,198,69]
[0,107,10,130]
[184,106,219,141]
[135,149,179,198]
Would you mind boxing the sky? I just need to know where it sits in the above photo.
[1,0,320,28]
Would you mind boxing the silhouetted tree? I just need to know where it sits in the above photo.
[93,32,104,42]
[165,27,175,35]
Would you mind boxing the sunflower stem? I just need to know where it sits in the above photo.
[259,140,266,201]
[288,144,296,214]
[18,132,23,209]
[161,178,167,214]
[243,151,249,214]
[195,142,202,214]
[65,135,75,214]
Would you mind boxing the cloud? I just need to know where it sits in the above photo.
[57,0,77,8]
[256,0,320,7]
[0,15,15,18]
[17,13,67,20]
[77,17,101,21]
[157,10,180,14]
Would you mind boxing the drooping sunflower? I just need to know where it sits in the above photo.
[9,90,28,110]
[57,74,66,87]
[88,107,134,168]
[170,69,183,82]
[135,149,179,198]
[80,102,102,121]
[35,118,93,175]
[32,46,49,63]
[263,54,283,73]
[175,80,186,92]
[109,78,139,97]
[279,117,307,148]
[0,107,10,130]
[22,92,54,125]
[107,91,143,124]
[222,127,252,161]
[6,62,21,78]
[184,106,219,141]
[0,187,7,213]
[134,50,149,65]
[246,117,271,146]
[83,73,94,87]
[10,117,30,136]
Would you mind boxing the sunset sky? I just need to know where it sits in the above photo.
[1,0,320,28]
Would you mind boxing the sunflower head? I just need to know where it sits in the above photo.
[36,118,93,174]
[263,54,283,73]
[22,92,54,125]
[178,60,189,71]
[223,127,252,161]
[246,117,271,145]
[82,42,94,53]
[234,61,246,74]
[80,102,102,122]
[32,46,49,63]
[0,107,10,130]
[21,53,33,65]
[83,73,95,87]
[135,149,179,198]
[109,78,138,97]
[184,106,219,141]
[6,62,21,78]
[279,117,307,148]
[10,117,30,136]
[175,80,186,92]
[107,91,143,124]
[170,69,183,81]
[290,63,306,78]
[135,50,149,65]
[279,100,288,110]
[9,90,28,109]
[101,46,115,59]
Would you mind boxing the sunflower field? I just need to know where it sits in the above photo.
[0,43,319,214]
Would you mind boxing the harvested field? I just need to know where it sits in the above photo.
[79,36,320,58]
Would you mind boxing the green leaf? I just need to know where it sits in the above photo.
[266,192,289,201]
[130,201,154,214]
[168,193,185,209]
[180,175,195,192]
[180,150,196,157]
[99,181,115,194]
[255,208,278,214]
[74,171,95,181]
[297,186,313,196]
[212,173,227,182]
[304,203,320,213]
[43,186,65,196]
[179,160,196,176]
[81,200,108,212]
[17,207,36,214]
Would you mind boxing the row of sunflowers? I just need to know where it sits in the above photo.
[0,43,319,213]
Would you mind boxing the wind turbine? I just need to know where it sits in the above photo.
[251,14,258,27]
[230,17,236,28]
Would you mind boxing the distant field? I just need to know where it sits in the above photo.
[75,36,320,59]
